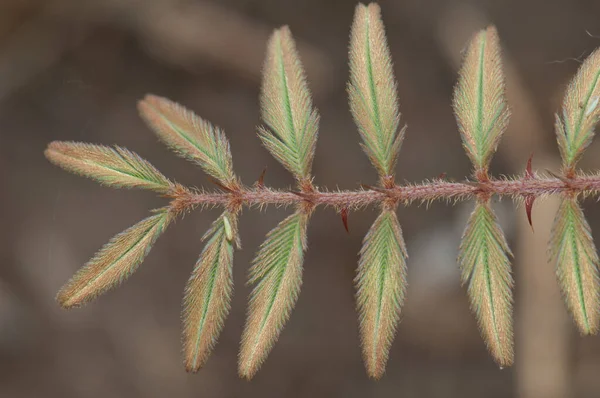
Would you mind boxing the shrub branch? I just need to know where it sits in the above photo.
[44,1,600,379]
[178,174,600,210]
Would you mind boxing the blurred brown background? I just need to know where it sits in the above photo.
[2,0,600,397]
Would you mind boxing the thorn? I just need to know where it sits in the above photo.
[257,167,267,189]
[340,208,349,233]
[522,154,536,231]
[525,152,534,179]
[525,195,535,232]
[437,172,447,180]
[206,176,234,193]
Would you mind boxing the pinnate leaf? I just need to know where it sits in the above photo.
[183,212,239,372]
[239,211,308,379]
[555,48,600,170]
[453,26,509,173]
[348,3,403,178]
[356,208,407,379]
[259,26,319,181]
[549,197,600,334]
[458,201,514,366]
[57,208,172,308]
[138,95,238,187]
[45,141,173,193]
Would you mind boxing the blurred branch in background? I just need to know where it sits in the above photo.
[0,0,334,101]
[0,1,88,101]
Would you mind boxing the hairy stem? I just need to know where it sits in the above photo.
[177,174,600,210]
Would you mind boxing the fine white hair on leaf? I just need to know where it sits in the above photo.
[348,3,404,178]
[453,26,510,175]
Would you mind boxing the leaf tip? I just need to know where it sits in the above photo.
[238,359,258,380]
[137,93,161,108]
[365,362,386,380]
[495,352,514,368]
[56,289,79,309]
[578,321,598,336]
[137,94,164,124]
[184,359,202,374]
[45,140,61,154]
[44,141,62,163]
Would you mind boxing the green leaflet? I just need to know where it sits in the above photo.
[348,3,403,177]
[453,27,513,366]
[356,208,407,379]
[555,48,600,170]
[239,28,318,377]
[138,95,237,187]
[452,26,509,172]
[549,197,600,334]
[182,212,239,372]
[45,141,173,193]
[259,27,319,181]
[57,208,172,308]
[239,211,308,379]
[458,201,513,366]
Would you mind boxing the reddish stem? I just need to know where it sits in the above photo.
[180,174,600,210]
